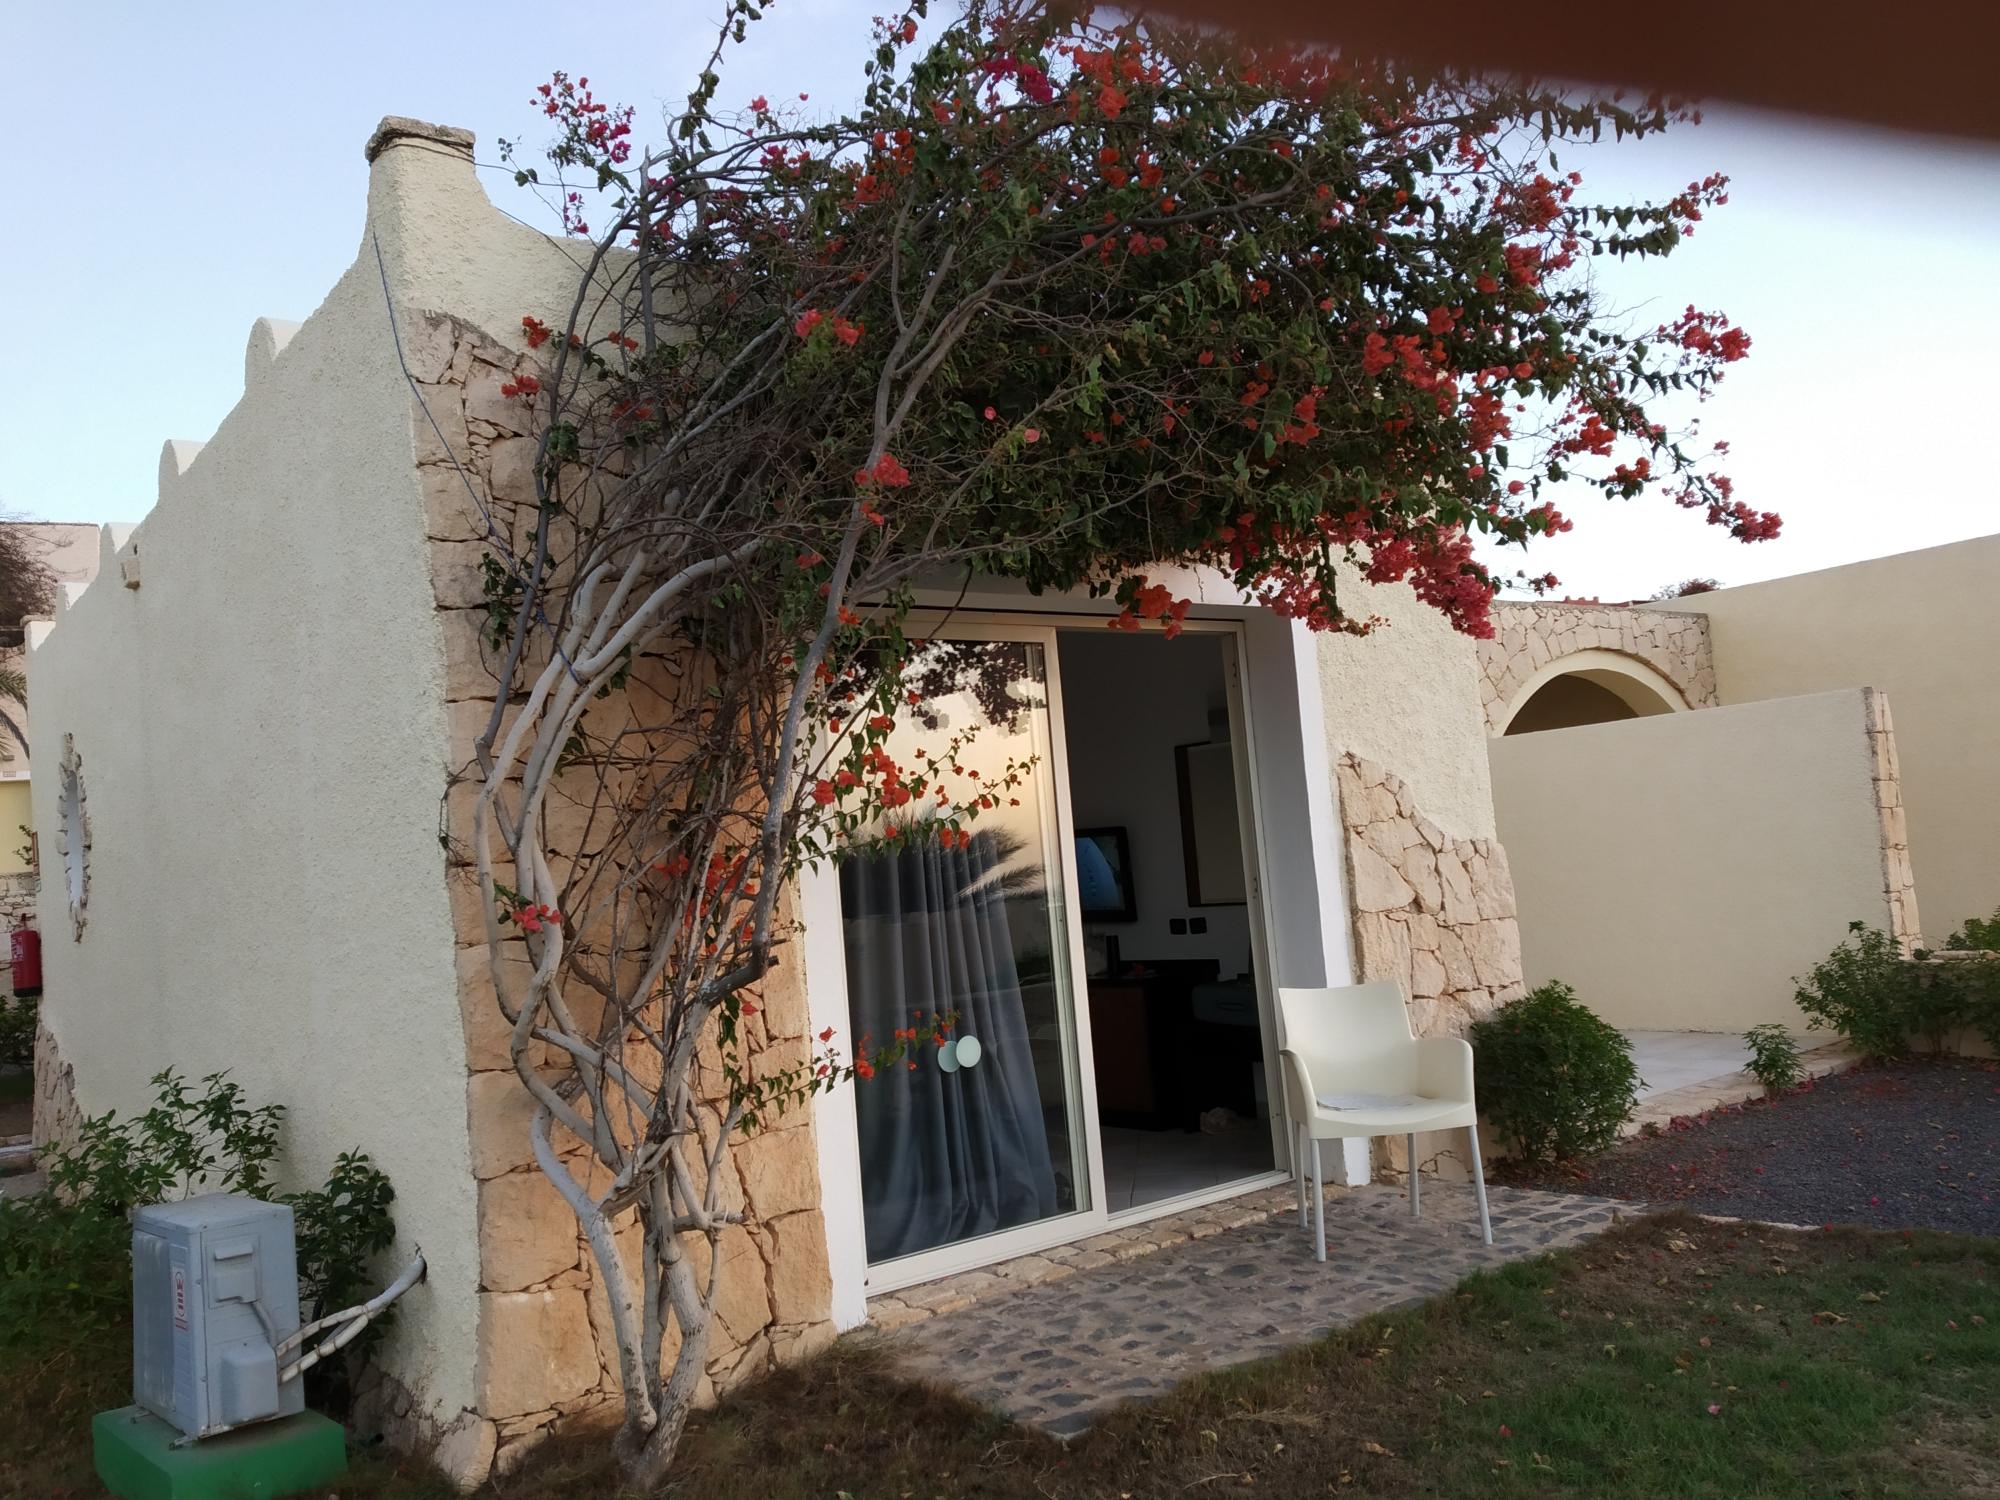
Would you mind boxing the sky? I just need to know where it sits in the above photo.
[5,2,1997,602]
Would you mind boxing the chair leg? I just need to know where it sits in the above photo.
[1407,1132,1420,1218]
[1295,1123,1308,1228]
[1467,1124,1493,1246]
[1312,1138,1327,1263]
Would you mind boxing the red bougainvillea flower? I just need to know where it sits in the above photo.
[855,452,911,488]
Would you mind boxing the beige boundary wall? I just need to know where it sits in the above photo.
[1488,687,1912,1032]
[1671,535,2000,944]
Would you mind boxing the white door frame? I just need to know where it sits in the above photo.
[806,575,1361,1326]
[837,617,1110,1296]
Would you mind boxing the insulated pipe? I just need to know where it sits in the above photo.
[278,1253,426,1384]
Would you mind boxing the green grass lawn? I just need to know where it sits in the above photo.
[5,1212,1996,1498]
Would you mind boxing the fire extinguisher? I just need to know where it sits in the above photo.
[10,923,41,998]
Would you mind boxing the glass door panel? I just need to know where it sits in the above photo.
[838,635,1091,1268]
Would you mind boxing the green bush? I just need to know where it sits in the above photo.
[1469,982,1639,1164]
[1794,921,2000,1058]
[1914,950,2000,1057]
[0,990,33,1068]
[0,1070,396,1383]
[1945,908,2000,953]
[1741,1023,1805,1094]
[0,1000,31,1072]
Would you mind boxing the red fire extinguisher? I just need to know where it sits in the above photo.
[11,924,41,998]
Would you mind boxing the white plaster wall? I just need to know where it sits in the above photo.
[17,122,602,1418]
[1317,572,1497,840]
[1674,535,2000,942]
[1488,689,1892,1031]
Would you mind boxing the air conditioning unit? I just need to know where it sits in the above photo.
[131,1194,305,1440]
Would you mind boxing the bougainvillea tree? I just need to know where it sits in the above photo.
[471,1,1772,1478]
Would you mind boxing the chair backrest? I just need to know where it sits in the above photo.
[1276,982,1419,1097]
[1275,1048,1317,1123]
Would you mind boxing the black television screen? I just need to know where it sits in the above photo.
[1075,827,1137,922]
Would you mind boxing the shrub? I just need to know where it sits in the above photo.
[0,991,33,1068]
[1469,982,1639,1164]
[0,1070,395,1385]
[1945,908,2000,952]
[1741,1023,1805,1094]
[1795,920,2000,1058]
[1912,949,2000,1056]
[1793,922,1923,1058]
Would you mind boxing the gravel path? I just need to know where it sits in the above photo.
[1515,1057,2000,1234]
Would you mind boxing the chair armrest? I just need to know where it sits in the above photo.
[1414,1035,1475,1106]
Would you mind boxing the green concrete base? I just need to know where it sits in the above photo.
[92,1406,347,1500]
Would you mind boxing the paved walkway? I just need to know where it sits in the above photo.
[1620,1033,1855,1138]
[877,1182,1628,1436]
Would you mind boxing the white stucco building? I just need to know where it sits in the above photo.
[26,116,1992,1485]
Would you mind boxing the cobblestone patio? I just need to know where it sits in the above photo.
[874,1181,1630,1435]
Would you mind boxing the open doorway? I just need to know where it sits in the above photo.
[1057,627,1276,1213]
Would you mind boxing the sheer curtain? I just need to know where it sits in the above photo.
[839,830,1060,1262]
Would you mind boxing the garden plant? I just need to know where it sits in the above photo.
[1468,981,1639,1163]
[1741,1021,1804,1094]
[0,1069,396,1404]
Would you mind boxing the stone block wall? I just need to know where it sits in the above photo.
[1476,601,1716,732]
[1864,688,1923,950]
[1336,753,1525,1037]
[392,315,835,1484]
[14,866,80,1155]
[29,1014,80,1153]
[1334,753,1525,1178]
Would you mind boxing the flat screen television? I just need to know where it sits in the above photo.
[1074,826,1137,922]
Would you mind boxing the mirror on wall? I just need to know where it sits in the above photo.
[1175,740,1246,906]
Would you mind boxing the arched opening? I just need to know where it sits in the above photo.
[1498,650,1688,736]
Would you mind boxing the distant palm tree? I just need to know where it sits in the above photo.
[0,515,56,760]
[875,814,1047,904]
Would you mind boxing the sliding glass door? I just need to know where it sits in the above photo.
[838,627,1102,1285]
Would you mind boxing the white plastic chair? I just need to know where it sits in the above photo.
[1276,981,1492,1260]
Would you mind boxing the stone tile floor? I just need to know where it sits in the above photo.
[875,1181,1631,1436]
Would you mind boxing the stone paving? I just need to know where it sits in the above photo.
[1620,1038,1855,1139]
[876,1182,1631,1436]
